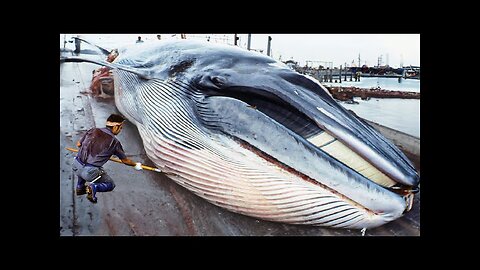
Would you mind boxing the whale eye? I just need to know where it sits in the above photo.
[211,76,225,86]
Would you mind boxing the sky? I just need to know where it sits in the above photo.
[238,34,420,68]
[61,34,420,68]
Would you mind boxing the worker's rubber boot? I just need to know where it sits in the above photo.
[76,186,87,196]
[94,182,115,192]
[75,179,87,196]
[86,184,97,204]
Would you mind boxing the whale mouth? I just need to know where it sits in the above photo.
[199,79,419,214]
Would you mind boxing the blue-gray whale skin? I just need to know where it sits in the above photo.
[61,39,419,229]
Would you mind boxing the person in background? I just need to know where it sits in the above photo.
[136,36,144,43]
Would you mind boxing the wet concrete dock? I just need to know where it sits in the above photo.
[60,54,420,236]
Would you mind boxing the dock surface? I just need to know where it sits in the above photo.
[60,55,420,236]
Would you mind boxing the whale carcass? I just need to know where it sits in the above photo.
[61,39,420,229]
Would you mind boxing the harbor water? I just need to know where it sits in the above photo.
[341,97,420,138]
[324,77,420,138]
[60,34,420,138]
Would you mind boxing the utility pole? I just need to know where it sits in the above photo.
[267,36,272,56]
[74,35,81,55]
[247,34,251,50]
[377,55,382,67]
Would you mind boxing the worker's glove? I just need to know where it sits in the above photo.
[134,162,143,170]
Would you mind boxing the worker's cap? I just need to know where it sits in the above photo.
[106,114,125,127]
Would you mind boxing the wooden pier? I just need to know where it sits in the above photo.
[292,65,410,83]
[297,67,360,83]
